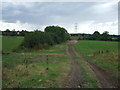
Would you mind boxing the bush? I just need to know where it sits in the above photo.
[21,31,54,49]
[21,26,70,49]
[45,26,70,44]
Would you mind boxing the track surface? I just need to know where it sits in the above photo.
[63,40,118,88]
[63,41,83,88]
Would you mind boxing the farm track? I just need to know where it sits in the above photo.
[62,41,83,88]
[64,40,118,88]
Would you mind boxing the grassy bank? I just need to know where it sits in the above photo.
[75,40,119,79]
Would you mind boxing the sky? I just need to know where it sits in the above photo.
[0,1,119,35]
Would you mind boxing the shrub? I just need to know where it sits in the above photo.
[21,26,70,49]
[45,25,70,44]
[21,31,54,49]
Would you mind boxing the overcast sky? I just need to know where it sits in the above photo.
[0,1,118,35]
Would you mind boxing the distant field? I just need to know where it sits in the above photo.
[75,40,119,79]
[2,36,24,52]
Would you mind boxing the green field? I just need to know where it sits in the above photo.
[2,36,71,88]
[75,40,119,79]
[2,36,24,52]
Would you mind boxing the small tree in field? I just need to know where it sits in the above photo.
[92,31,100,40]
[44,26,70,44]
[101,31,109,41]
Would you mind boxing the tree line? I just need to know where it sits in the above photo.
[73,31,120,41]
[1,29,119,41]
[1,29,28,36]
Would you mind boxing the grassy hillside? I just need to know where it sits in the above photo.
[75,40,119,79]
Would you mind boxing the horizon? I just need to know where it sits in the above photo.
[0,28,119,35]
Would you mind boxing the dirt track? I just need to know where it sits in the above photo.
[63,40,118,88]
[62,41,83,88]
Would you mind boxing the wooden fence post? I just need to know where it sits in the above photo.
[46,55,49,70]
[24,58,28,76]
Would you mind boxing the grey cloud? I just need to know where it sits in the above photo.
[2,2,117,25]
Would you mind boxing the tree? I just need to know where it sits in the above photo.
[10,29,17,36]
[19,30,28,36]
[3,29,11,36]
[44,26,70,44]
[101,31,109,41]
[0,30,2,35]
[92,31,100,40]
[118,35,120,41]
